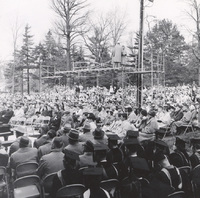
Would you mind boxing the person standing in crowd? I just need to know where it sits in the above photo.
[112,42,123,68]
[121,45,127,66]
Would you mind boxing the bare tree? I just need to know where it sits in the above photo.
[82,15,111,63]
[11,19,21,94]
[51,0,90,71]
[185,0,200,84]
[108,7,127,47]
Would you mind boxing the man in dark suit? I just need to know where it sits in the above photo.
[190,138,200,169]
[50,149,83,198]
[0,105,14,124]
[169,137,190,168]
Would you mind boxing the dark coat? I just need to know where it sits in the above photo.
[169,150,190,168]
[190,153,200,169]
[51,167,83,198]
[0,110,14,124]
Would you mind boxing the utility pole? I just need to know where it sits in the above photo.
[137,0,154,108]
[39,64,41,93]
[137,0,144,109]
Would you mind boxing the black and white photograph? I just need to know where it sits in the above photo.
[0,0,200,197]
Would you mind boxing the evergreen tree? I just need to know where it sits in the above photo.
[145,19,189,85]
[19,24,34,94]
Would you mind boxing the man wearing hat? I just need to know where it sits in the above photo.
[64,129,83,155]
[92,128,107,145]
[58,123,71,147]
[37,137,64,180]
[123,138,150,179]
[78,140,97,168]
[50,149,83,198]
[106,134,123,164]
[169,137,190,168]
[87,113,97,132]
[83,167,110,198]
[190,138,200,169]
[153,151,191,196]
[138,110,158,143]
[93,143,120,180]
[79,123,93,142]
[10,136,38,170]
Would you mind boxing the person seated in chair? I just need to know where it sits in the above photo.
[153,151,192,197]
[190,138,200,169]
[78,140,97,168]
[37,137,64,180]
[50,149,83,198]
[0,105,14,124]
[169,137,190,168]
[83,167,110,198]
[138,110,159,143]
[9,136,38,172]
[170,104,196,135]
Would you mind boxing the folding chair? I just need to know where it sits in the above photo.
[168,191,185,198]
[0,166,9,198]
[16,162,39,178]
[13,175,42,198]
[191,164,200,179]
[100,179,120,198]
[41,172,56,198]
[181,110,197,135]
[191,179,200,198]
[138,177,150,187]
[56,184,85,198]
[178,166,191,176]
[0,153,9,167]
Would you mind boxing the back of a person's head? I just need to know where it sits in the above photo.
[47,129,56,139]
[52,137,63,149]
[19,136,29,148]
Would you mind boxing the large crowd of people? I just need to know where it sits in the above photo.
[0,84,200,197]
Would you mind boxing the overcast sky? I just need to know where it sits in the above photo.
[0,0,195,61]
